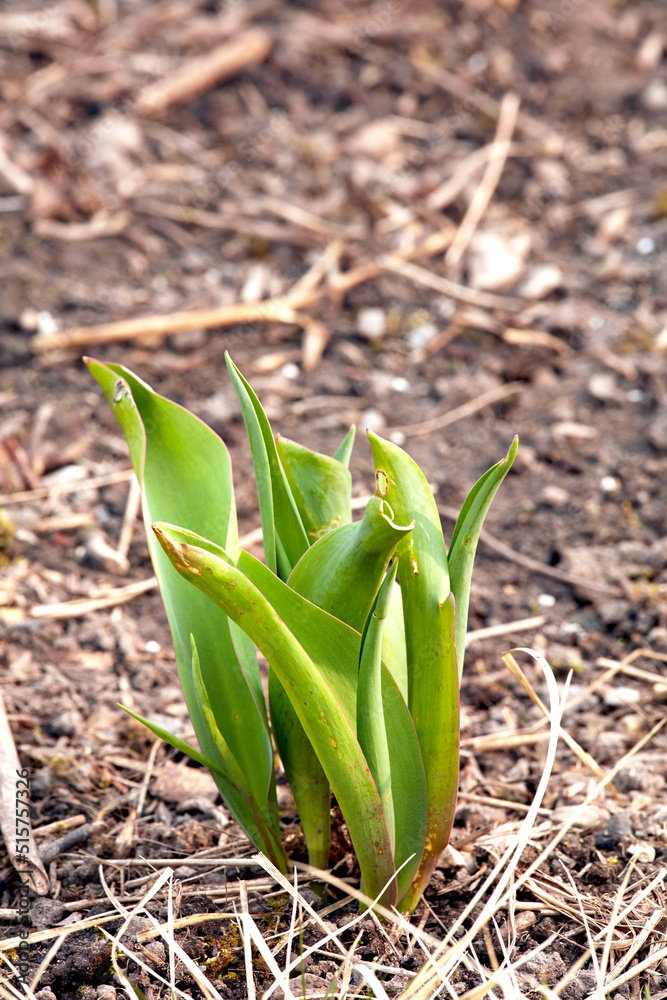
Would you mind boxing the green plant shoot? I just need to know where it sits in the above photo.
[88,354,517,913]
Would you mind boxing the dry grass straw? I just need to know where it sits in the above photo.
[4,650,667,998]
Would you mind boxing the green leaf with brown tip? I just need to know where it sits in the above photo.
[153,521,397,905]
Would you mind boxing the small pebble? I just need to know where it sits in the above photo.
[30,898,65,930]
[37,311,58,335]
[438,844,468,869]
[588,372,617,400]
[552,804,609,830]
[467,51,487,73]
[652,681,667,702]
[362,408,386,432]
[19,307,40,331]
[539,485,570,507]
[498,910,536,943]
[408,322,438,349]
[641,79,667,111]
[600,475,621,493]
[519,264,563,299]
[603,685,640,707]
[636,236,655,255]
[357,307,386,341]
[144,640,161,653]
[628,842,655,863]
[649,410,667,450]
[537,593,556,609]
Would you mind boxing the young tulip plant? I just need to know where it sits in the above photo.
[88,354,517,915]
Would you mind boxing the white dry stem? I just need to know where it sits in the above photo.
[354,963,392,1000]
[238,882,256,1000]
[558,861,602,991]
[283,866,300,985]
[257,854,419,1000]
[28,932,68,993]
[400,648,568,1000]
[238,881,292,999]
[0,952,38,1000]
[168,872,176,998]
[444,92,521,270]
[99,863,225,1000]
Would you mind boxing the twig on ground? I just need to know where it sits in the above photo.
[39,823,102,864]
[444,92,521,270]
[427,141,537,212]
[33,815,87,838]
[9,576,158,621]
[131,198,319,246]
[457,792,552,817]
[390,382,523,438]
[30,300,308,354]
[461,731,552,753]
[117,475,142,563]
[0,468,135,505]
[439,505,619,596]
[378,255,526,311]
[135,29,272,115]
[466,614,544,645]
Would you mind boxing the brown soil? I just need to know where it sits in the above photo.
[2,0,667,996]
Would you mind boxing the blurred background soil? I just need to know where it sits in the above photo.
[1,0,667,996]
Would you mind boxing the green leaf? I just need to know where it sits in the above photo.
[241,549,427,904]
[154,525,428,905]
[357,560,398,852]
[368,432,458,911]
[448,437,518,679]
[333,425,356,468]
[279,495,412,868]
[118,705,269,852]
[288,496,413,633]
[225,353,308,577]
[86,360,285,870]
[190,635,284,863]
[154,523,396,904]
[268,670,330,869]
[381,580,408,702]
[275,435,352,542]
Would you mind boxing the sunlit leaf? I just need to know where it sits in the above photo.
[448,436,519,679]
[86,360,285,870]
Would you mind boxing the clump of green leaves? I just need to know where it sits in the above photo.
[88,355,516,914]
